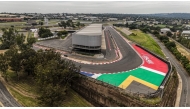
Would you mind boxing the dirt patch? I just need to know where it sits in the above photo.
[121,28,132,36]
[0,50,7,54]
[176,45,190,60]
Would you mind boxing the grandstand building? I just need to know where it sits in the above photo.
[72,24,102,51]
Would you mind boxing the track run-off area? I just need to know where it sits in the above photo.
[33,26,170,94]
[82,44,168,91]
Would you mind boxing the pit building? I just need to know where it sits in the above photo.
[72,24,102,51]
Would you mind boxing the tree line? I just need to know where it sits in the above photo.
[152,31,190,74]
[0,28,80,106]
[58,20,84,29]
[176,37,190,50]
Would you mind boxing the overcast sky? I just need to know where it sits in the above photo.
[0,1,190,14]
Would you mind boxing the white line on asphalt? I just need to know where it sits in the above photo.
[0,89,14,106]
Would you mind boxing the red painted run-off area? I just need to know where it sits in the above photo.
[132,45,168,74]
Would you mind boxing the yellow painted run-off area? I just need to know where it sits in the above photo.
[118,75,159,90]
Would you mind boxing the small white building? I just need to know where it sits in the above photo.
[30,29,38,32]
[185,25,190,29]
[107,18,118,21]
[153,21,159,24]
[66,16,73,20]
[117,22,123,24]
[125,21,135,25]
[181,30,190,39]
[160,28,171,34]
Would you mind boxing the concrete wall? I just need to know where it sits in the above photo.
[71,70,178,107]
[71,45,177,107]
[72,34,101,47]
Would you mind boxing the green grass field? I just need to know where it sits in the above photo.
[116,27,165,58]
[154,24,173,28]
[0,21,27,29]
[48,19,60,25]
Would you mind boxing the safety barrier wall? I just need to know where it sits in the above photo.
[72,70,177,106]
[135,44,173,98]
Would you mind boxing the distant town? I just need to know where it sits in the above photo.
[1,12,190,107]
[0,12,190,38]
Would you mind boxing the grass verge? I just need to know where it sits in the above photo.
[171,39,190,60]
[4,70,92,107]
[62,88,93,107]
[115,27,165,58]
[8,87,38,107]
[140,97,161,105]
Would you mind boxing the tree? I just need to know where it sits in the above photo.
[159,36,169,43]
[0,54,8,81]
[166,31,173,37]
[58,21,66,29]
[9,50,22,80]
[66,20,73,27]
[129,24,137,30]
[125,23,128,27]
[57,31,68,39]
[38,27,53,38]
[15,33,25,51]
[57,32,62,37]
[140,27,149,33]
[0,28,18,49]
[34,50,80,106]
[170,27,177,32]
[20,48,37,76]
[27,37,36,48]
[76,22,80,27]
[182,57,189,67]
[185,64,190,74]
[153,30,159,35]
[4,46,22,80]
[39,21,43,26]
[165,41,176,48]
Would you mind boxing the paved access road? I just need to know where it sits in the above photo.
[0,81,21,107]
[149,33,190,107]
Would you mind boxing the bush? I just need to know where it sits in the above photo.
[165,41,176,48]
[152,30,159,35]
[38,27,53,38]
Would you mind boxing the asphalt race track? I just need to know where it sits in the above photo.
[35,27,143,73]
[33,26,169,94]
[0,26,171,107]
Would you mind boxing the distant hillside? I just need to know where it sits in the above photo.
[139,13,190,19]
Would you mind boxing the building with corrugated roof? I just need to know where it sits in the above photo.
[181,30,190,39]
[72,24,102,51]
[160,28,171,35]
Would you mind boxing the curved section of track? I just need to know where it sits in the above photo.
[33,26,169,94]
[74,26,143,73]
